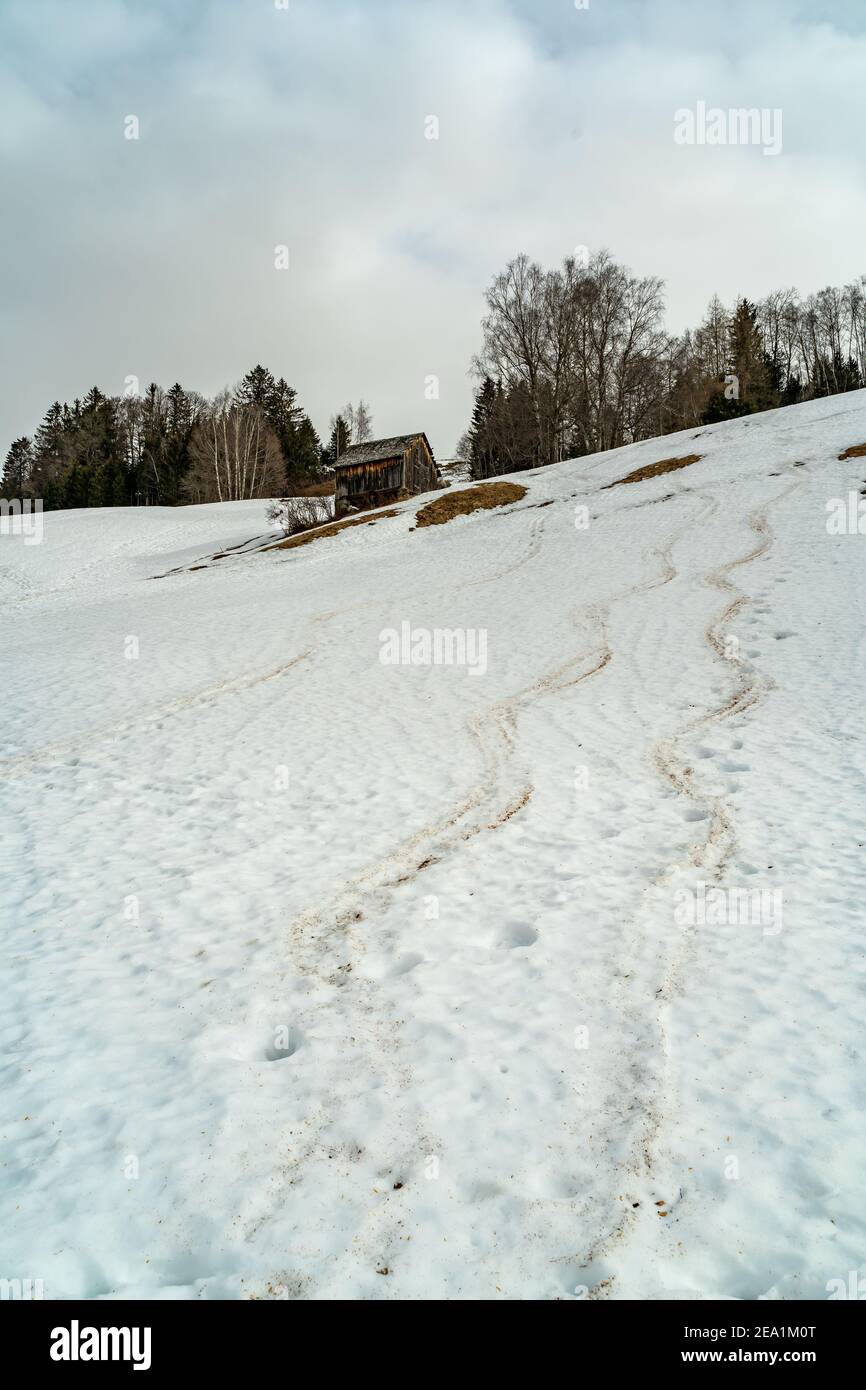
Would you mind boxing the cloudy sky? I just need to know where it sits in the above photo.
[2,0,864,458]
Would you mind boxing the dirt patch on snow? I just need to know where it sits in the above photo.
[606,453,703,488]
[838,442,866,461]
[415,481,527,527]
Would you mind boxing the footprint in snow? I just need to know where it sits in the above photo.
[265,1026,302,1061]
[496,923,538,950]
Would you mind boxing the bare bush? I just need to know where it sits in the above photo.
[267,494,333,537]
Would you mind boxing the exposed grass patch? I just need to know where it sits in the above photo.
[606,453,703,488]
[264,507,399,552]
[415,481,527,527]
[839,443,866,461]
[294,479,336,496]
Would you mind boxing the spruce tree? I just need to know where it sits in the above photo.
[162,383,197,503]
[1,437,33,496]
[328,414,351,462]
[467,378,500,479]
[284,414,322,488]
[727,299,776,412]
[62,463,88,509]
[31,402,68,494]
[236,365,277,412]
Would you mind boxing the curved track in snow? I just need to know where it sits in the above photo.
[3,397,865,1301]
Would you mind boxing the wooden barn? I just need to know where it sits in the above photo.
[334,433,441,519]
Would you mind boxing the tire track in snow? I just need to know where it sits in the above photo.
[0,516,549,784]
[654,478,801,893]
[190,512,561,1267]
[251,495,714,1284]
[365,496,710,902]
[0,624,325,781]
[576,472,803,1297]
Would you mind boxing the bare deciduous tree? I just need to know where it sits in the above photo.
[473,249,669,464]
[343,400,373,445]
[186,391,283,502]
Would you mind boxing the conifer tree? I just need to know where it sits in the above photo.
[328,414,351,462]
[726,298,776,412]
[31,402,68,494]
[284,414,322,488]
[1,437,33,496]
[467,378,501,479]
[236,365,277,412]
[162,383,198,503]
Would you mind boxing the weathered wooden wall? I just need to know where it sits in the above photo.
[338,458,403,499]
[335,457,404,517]
[402,436,438,493]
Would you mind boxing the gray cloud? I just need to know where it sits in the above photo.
[2,0,864,458]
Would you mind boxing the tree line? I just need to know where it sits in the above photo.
[1,364,374,509]
[6,255,864,506]
[462,250,866,479]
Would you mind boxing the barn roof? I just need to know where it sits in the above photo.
[334,433,433,468]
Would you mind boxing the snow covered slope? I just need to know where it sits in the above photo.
[3,393,866,1301]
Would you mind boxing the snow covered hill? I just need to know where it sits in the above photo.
[3,392,866,1301]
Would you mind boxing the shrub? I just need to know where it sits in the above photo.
[267,494,334,537]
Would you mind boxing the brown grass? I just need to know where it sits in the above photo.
[264,507,399,552]
[294,479,336,496]
[838,443,866,461]
[606,453,702,488]
[415,481,527,527]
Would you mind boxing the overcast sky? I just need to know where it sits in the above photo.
[2,0,864,458]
